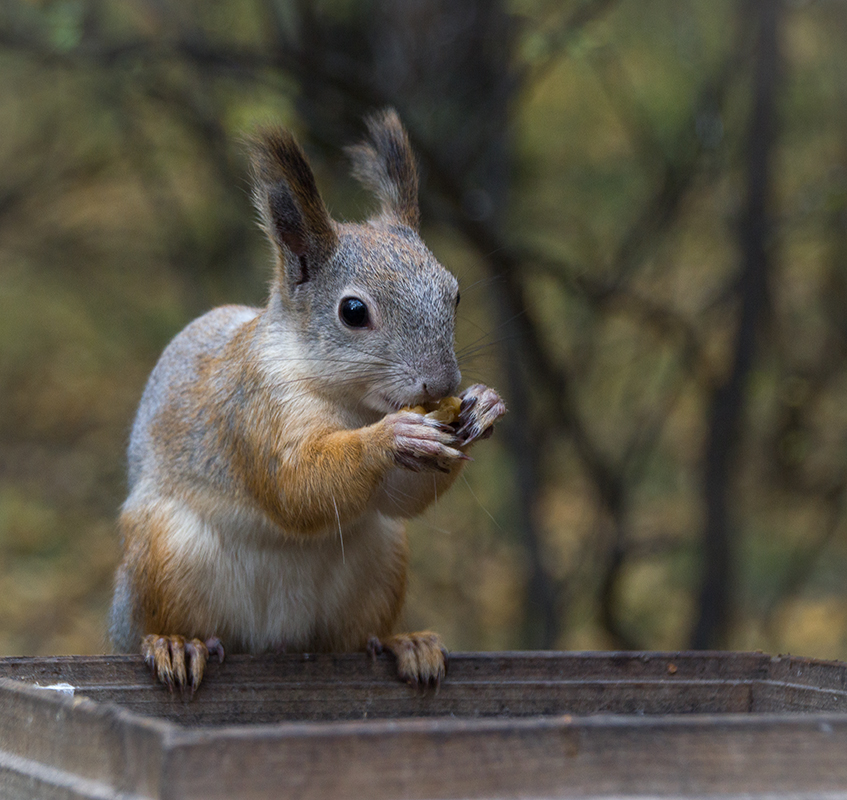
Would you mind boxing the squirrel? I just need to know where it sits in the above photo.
[108,109,506,695]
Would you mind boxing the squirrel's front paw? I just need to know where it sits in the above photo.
[369,631,448,689]
[386,411,469,473]
[141,634,225,697]
[456,384,506,445]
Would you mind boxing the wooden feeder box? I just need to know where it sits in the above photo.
[2,650,847,798]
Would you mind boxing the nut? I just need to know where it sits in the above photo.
[403,396,462,425]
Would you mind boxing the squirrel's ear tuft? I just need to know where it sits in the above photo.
[347,109,420,231]
[249,128,338,285]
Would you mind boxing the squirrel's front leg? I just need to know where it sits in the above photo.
[254,413,468,532]
[377,385,506,518]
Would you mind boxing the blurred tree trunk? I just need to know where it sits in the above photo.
[691,0,782,650]
[376,1,559,648]
[394,1,560,649]
[490,259,560,649]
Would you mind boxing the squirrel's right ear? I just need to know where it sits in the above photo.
[347,109,420,231]
[249,128,338,287]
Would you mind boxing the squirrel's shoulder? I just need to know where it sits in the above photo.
[134,304,262,420]
[171,304,261,353]
[150,304,262,377]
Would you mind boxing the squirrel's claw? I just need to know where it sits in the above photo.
[371,630,448,691]
[366,634,384,660]
[389,412,468,473]
[204,636,226,664]
[456,384,506,445]
[141,634,216,697]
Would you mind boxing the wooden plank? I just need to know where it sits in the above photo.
[0,651,781,725]
[0,677,165,799]
[4,652,847,798]
[6,650,847,723]
[752,680,847,713]
[159,713,847,800]
[0,650,775,687]
[766,653,847,692]
[42,679,754,725]
[7,675,847,800]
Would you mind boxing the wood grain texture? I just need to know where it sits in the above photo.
[2,651,847,798]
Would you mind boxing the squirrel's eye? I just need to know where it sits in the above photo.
[339,297,370,328]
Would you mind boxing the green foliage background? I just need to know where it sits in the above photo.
[1,0,847,659]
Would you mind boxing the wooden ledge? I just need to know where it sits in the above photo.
[2,651,847,798]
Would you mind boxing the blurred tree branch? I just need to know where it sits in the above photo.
[690,0,783,649]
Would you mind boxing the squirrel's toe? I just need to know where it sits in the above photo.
[141,634,211,697]
[377,631,448,690]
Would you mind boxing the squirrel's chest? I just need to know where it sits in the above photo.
[168,503,407,653]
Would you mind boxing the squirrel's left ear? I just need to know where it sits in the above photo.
[250,128,338,289]
[347,108,420,231]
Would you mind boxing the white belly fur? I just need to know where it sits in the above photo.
[160,496,404,653]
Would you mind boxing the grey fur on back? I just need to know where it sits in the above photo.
[127,305,260,492]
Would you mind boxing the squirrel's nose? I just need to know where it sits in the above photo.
[422,366,461,402]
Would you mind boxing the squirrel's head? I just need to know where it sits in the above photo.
[250,110,461,414]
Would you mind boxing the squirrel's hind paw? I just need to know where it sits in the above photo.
[371,630,448,690]
[141,634,224,697]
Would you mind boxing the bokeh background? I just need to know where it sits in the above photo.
[1,0,847,660]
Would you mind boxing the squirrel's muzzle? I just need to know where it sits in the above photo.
[419,364,461,403]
